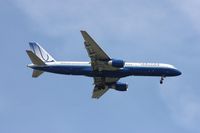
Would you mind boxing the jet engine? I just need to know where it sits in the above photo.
[108,59,125,68]
[111,82,128,91]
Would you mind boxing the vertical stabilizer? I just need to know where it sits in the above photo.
[29,42,56,63]
[26,50,45,65]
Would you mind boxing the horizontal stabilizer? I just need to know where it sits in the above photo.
[32,70,43,78]
[26,50,45,65]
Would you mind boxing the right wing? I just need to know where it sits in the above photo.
[81,31,110,61]
[81,31,118,71]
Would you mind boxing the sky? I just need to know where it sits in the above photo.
[0,0,200,133]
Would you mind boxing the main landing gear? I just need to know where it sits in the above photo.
[160,76,165,84]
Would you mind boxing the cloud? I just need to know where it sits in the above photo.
[160,1,200,131]
[13,0,200,131]
[14,0,194,60]
[161,79,200,132]
[169,0,200,33]
[13,0,174,39]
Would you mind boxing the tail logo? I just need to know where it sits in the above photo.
[31,44,54,62]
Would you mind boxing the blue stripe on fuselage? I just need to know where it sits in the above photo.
[31,65,180,78]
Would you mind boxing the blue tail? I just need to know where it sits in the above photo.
[29,42,56,63]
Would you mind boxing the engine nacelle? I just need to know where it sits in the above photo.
[108,59,125,68]
[111,82,128,91]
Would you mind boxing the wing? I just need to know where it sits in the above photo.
[92,77,119,99]
[81,31,110,61]
[80,31,120,99]
[92,85,109,99]
[81,31,118,71]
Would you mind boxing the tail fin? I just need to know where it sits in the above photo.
[27,42,55,78]
[26,50,45,65]
[29,42,56,63]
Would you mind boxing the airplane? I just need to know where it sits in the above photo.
[26,31,181,99]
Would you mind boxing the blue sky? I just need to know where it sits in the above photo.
[1,0,200,133]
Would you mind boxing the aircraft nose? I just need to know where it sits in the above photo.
[176,69,182,76]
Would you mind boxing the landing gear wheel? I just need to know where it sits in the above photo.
[160,77,164,84]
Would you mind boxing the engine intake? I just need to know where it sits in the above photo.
[108,59,125,68]
[111,82,128,91]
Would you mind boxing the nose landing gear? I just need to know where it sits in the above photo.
[160,77,164,84]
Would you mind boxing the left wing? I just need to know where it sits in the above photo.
[92,85,109,99]
[92,77,119,99]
